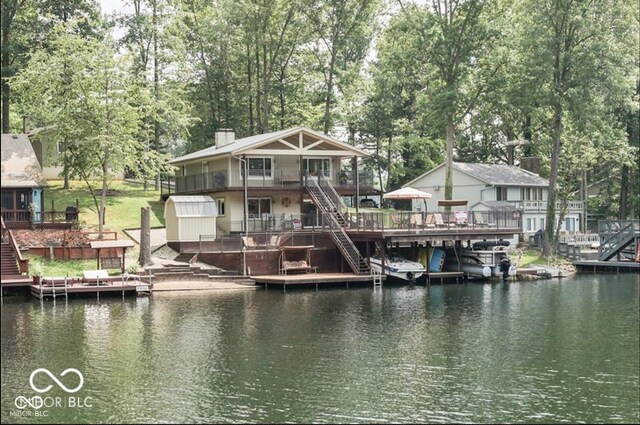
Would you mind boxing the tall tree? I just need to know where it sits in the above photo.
[396,0,504,202]
[304,0,379,133]
[14,26,141,238]
[515,0,637,256]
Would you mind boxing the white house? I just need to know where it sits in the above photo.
[403,162,584,235]
[166,127,375,236]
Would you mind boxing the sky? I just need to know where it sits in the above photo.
[98,0,130,15]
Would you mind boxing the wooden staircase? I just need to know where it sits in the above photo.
[1,242,21,276]
[598,220,640,261]
[305,174,370,275]
[1,217,30,284]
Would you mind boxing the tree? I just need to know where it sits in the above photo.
[13,25,141,238]
[303,0,379,133]
[515,0,638,256]
[397,0,503,202]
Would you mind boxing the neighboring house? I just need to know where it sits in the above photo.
[167,127,375,235]
[28,126,125,180]
[403,162,584,234]
[1,134,46,224]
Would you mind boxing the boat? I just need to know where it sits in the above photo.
[369,253,426,282]
[443,255,492,277]
[444,241,517,279]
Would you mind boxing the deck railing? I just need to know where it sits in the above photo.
[508,200,584,212]
[346,210,522,231]
[162,168,375,196]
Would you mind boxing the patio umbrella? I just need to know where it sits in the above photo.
[383,187,432,211]
[383,187,432,200]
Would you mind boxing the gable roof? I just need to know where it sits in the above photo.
[1,134,47,188]
[404,162,548,188]
[169,126,367,165]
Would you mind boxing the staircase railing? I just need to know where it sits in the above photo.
[305,174,347,226]
[321,211,369,274]
[598,220,640,261]
[317,173,347,217]
[1,216,29,274]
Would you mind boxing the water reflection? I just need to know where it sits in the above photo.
[1,275,638,423]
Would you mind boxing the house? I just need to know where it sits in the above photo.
[403,162,584,234]
[1,134,46,226]
[28,126,125,180]
[166,127,375,236]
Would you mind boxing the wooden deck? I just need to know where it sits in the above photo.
[252,272,382,288]
[573,260,639,273]
[30,276,153,299]
[348,227,521,242]
[422,272,465,283]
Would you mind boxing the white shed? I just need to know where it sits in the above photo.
[164,196,218,243]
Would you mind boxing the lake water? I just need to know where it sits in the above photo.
[1,274,639,423]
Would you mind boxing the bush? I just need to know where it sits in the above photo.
[126,263,139,274]
[29,261,44,277]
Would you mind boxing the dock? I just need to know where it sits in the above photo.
[573,260,639,273]
[30,276,152,300]
[252,272,382,290]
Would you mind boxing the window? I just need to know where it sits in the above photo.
[303,158,331,177]
[248,197,271,218]
[181,166,187,177]
[496,186,508,201]
[526,218,536,232]
[56,141,63,154]
[521,187,543,201]
[564,217,576,232]
[216,198,225,216]
[202,162,209,174]
[539,218,545,230]
[246,157,272,179]
[1,191,14,210]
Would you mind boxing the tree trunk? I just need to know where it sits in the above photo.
[619,164,628,220]
[262,42,269,132]
[1,11,11,134]
[99,157,109,239]
[153,0,160,191]
[138,206,151,267]
[444,121,455,201]
[544,104,563,257]
[323,53,337,134]
[247,43,254,135]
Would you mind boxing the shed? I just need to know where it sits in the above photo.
[164,196,218,243]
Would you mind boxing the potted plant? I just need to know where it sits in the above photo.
[30,262,44,285]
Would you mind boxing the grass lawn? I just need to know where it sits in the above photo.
[45,180,165,233]
[26,255,102,278]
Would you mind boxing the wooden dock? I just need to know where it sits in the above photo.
[573,260,639,273]
[422,272,465,284]
[251,272,382,289]
[30,276,152,300]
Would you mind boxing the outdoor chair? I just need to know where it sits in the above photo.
[410,213,423,229]
[433,213,447,228]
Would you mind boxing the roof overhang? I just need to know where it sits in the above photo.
[169,127,368,166]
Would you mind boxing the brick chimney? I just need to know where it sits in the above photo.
[215,129,235,148]
[520,156,541,175]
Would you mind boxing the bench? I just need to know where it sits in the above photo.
[83,269,114,285]
[280,260,318,275]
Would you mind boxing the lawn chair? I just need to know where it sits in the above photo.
[473,211,488,227]
[424,214,436,228]
[433,213,447,228]
[410,213,423,229]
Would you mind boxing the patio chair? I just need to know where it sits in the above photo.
[410,213,423,229]
[424,214,436,228]
[433,213,447,228]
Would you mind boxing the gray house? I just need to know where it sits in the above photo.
[403,162,584,234]
[1,134,46,225]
